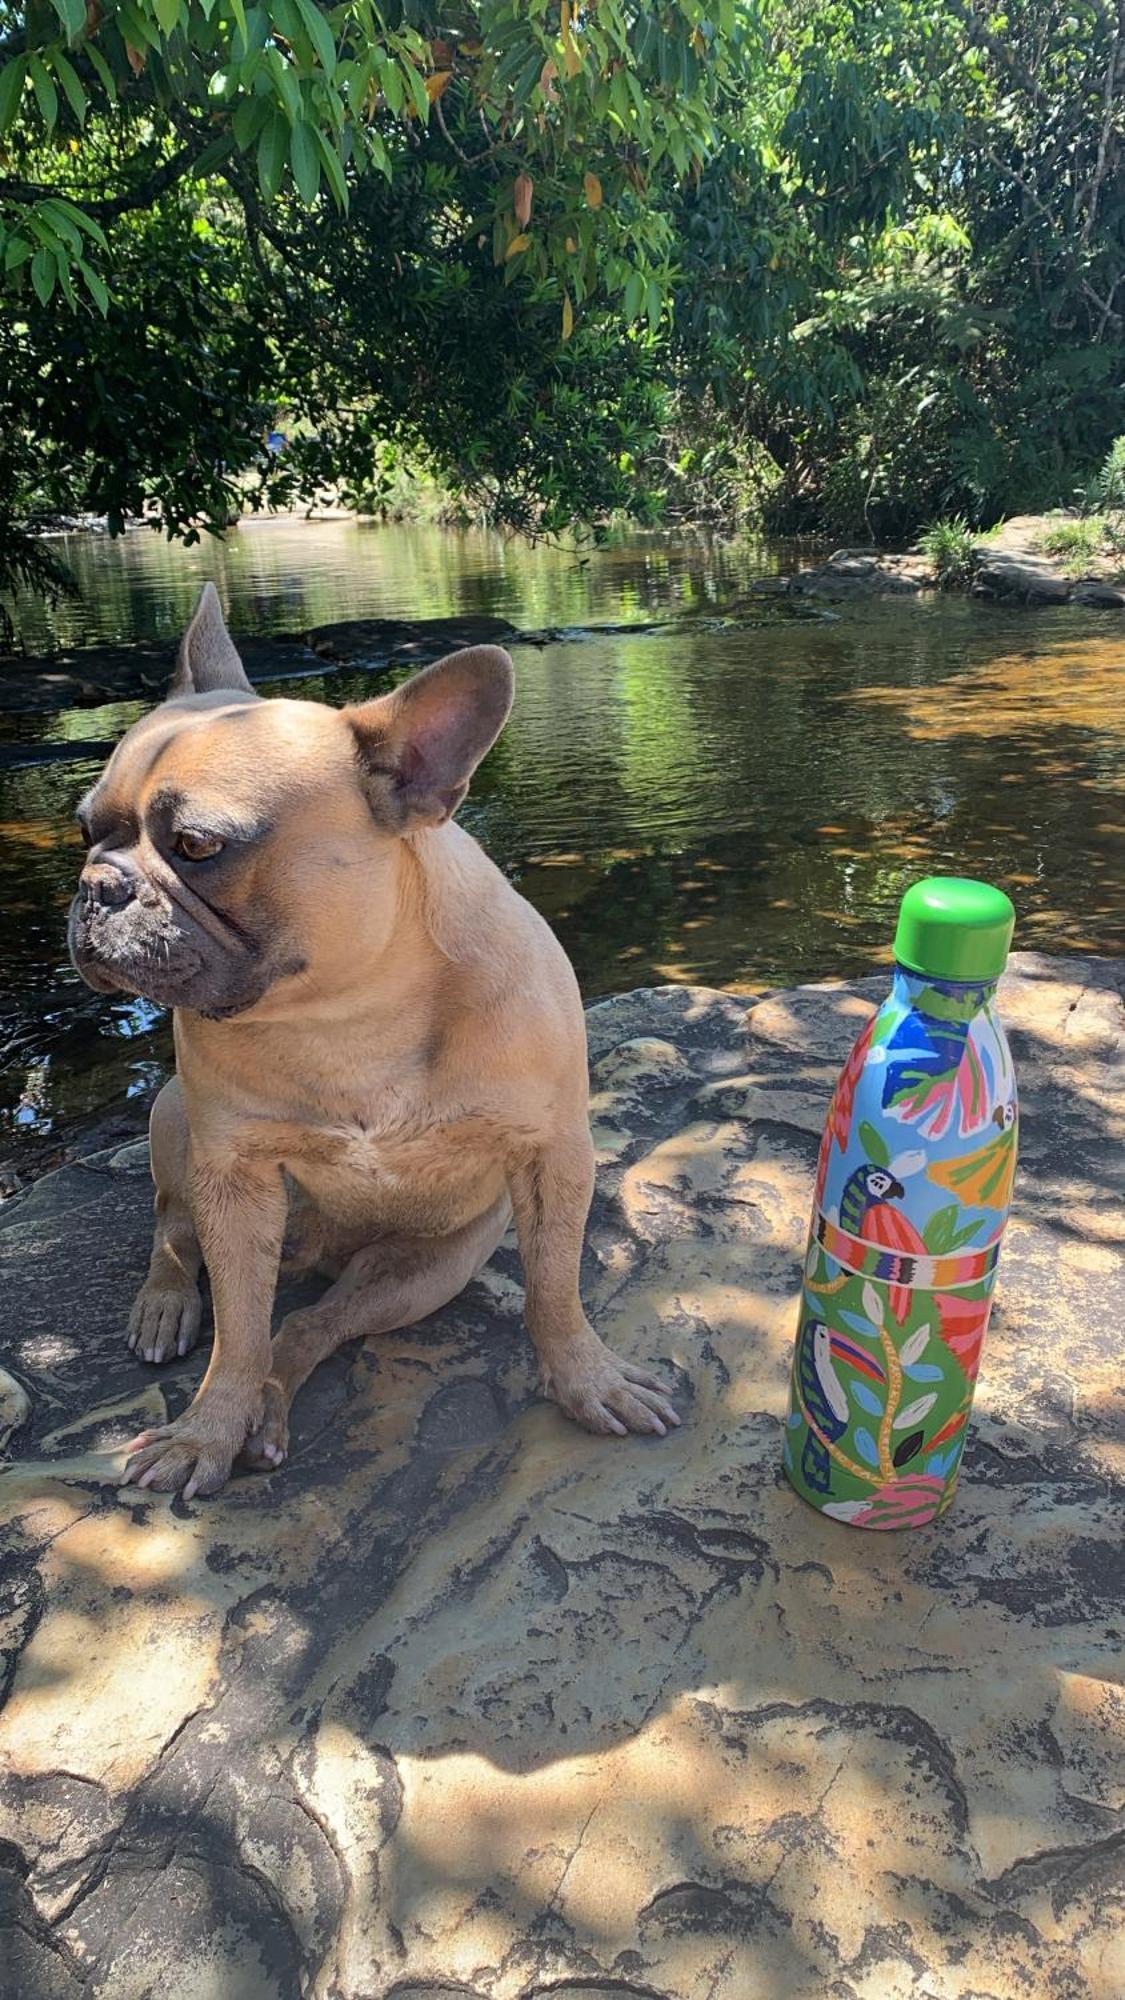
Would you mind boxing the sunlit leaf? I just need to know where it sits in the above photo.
[294,0,337,76]
[28,55,59,132]
[50,0,87,42]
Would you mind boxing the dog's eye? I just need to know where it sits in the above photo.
[173,829,225,862]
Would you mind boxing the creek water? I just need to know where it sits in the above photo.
[2,518,1122,1178]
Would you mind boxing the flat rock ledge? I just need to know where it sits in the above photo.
[1,953,1123,2000]
[789,519,1125,606]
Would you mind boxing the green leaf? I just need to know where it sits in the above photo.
[289,118,320,204]
[28,55,59,132]
[194,132,236,174]
[233,93,268,147]
[50,0,87,43]
[76,256,109,313]
[645,276,662,333]
[31,246,57,305]
[0,57,27,136]
[857,1120,890,1169]
[49,49,87,126]
[230,0,248,53]
[38,199,82,251]
[256,109,286,198]
[314,126,347,209]
[85,43,117,102]
[405,61,429,119]
[68,206,108,249]
[294,0,336,76]
[4,235,33,271]
[922,1203,959,1253]
[265,46,301,122]
[623,268,644,322]
[56,253,77,308]
[154,0,183,33]
[380,58,404,115]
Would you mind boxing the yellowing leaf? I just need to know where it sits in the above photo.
[505,232,530,259]
[125,41,146,74]
[561,293,573,339]
[563,40,581,77]
[565,234,577,253]
[583,171,602,210]
[425,69,452,103]
[514,171,533,226]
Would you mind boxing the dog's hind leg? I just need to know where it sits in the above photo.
[240,1195,511,1472]
[127,1076,205,1363]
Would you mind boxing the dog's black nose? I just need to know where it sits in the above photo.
[80,862,136,910]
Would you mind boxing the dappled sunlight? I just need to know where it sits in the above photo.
[847,637,1125,747]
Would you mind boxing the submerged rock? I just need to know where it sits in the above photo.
[0,954,1122,1997]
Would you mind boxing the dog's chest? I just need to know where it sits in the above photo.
[284,1097,503,1232]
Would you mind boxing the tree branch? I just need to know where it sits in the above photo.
[0,144,206,220]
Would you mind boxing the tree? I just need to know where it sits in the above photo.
[671,0,1125,537]
[0,0,745,602]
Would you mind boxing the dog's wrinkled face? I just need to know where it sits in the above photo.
[68,584,514,1020]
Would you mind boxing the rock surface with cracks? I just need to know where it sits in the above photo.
[0,953,1123,2000]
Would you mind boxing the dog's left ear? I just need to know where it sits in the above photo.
[169,582,254,697]
[346,645,514,831]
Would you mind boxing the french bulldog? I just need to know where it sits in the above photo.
[68,584,679,1498]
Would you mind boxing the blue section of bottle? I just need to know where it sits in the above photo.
[818,967,1017,1252]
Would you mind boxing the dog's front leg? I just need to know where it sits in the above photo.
[122,1160,285,1498]
[508,1131,681,1439]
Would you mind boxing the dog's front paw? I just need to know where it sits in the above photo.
[239,1379,290,1473]
[120,1393,258,1499]
[128,1279,203,1364]
[542,1329,681,1439]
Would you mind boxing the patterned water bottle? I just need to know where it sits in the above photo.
[783,877,1017,1529]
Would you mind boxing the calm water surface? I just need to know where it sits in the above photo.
[2,519,1123,1175]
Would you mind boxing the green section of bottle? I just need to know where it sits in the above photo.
[893,877,1015,983]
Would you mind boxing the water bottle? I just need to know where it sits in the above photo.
[783,877,1017,1529]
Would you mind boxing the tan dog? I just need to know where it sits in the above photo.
[68,584,679,1498]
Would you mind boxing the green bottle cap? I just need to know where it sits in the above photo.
[893,876,1015,982]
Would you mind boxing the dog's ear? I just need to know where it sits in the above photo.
[169,583,253,697]
[346,645,514,831]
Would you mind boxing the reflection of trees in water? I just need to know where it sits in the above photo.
[1,546,1121,1167]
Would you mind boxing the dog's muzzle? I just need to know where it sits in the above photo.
[77,855,140,912]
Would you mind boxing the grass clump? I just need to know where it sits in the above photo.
[1041,517,1106,568]
[918,517,977,590]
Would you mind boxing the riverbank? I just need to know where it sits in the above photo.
[787,512,1125,606]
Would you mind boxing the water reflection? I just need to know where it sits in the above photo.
[2,523,1123,1179]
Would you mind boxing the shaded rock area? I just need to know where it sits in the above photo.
[786,548,931,597]
[0,615,522,726]
[1,954,1123,1999]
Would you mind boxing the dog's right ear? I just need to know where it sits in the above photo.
[169,583,253,697]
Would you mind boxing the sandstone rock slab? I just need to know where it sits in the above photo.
[1,956,1122,1999]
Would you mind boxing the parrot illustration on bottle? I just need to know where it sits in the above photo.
[838,1161,928,1323]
